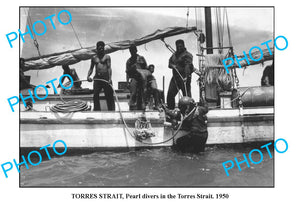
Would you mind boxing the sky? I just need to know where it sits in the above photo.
[1,1,298,211]
[20,7,274,97]
[129,7,273,32]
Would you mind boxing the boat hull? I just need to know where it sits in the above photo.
[20,107,274,152]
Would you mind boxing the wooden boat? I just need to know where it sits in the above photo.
[20,88,273,152]
[20,7,274,153]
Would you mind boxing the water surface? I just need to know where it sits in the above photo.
[20,144,274,187]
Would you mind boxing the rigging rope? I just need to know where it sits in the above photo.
[63,8,83,49]
[69,22,83,49]
[215,7,225,54]
[186,7,190,28]
[222,8,244,140]
[199,7,203,32]
[195,8,198,29]
[221,8,226,51]
[160,38,175,53]
[215,8,221,53]
[51,79,195,145]
[160,39,188,97]
[225,9,233,48]
[26,9,43,58]
[194,7,205,100]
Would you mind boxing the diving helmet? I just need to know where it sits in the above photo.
[178,96,195,114]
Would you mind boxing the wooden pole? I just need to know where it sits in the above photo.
[204,7,213,55]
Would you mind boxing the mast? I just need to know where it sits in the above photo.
[204,7,213,55]
[201,7,219,104]
[195,8,206,101]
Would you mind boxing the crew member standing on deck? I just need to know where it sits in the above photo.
[261,61,274,86]
[147,64,160,110]
[167,39,194,109]
[125,44,148,110]
[59,64,82,89]
[20,58,51,110]
[19,58,32,90]
[20,57,35,110]
[87,41,115,111]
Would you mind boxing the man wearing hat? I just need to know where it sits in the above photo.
[167,39,194,109]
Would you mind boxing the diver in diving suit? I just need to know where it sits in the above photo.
[165,96,209,153]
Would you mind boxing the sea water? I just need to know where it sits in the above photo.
[20,143,274,187]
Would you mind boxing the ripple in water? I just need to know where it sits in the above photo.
[20,144,274,187]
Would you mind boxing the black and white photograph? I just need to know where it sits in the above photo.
[2,0,300,211]
[19,6,275,187]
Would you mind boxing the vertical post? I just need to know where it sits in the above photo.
[196,8,206,102]
[162,75,165,103]
[163,76,165,95]
[204,7,213,54]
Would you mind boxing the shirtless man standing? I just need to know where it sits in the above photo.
[87,41,115,111]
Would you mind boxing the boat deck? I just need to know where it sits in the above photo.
[20,105,274,151]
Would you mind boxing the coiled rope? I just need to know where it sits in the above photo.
[50,79,196,145]
[50,99,89,113]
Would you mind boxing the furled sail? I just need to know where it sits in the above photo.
[23,26,196,72]
[232,47,274,68]
[203,47,274,101]
[208,48,274,69]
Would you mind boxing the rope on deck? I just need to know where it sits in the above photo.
[49,79,194,145]
[50,99,89,113]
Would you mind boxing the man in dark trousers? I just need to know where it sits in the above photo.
[125,44,148,110]
[167,39,194,109]
[87,41,115,111]
[261,61,274,86]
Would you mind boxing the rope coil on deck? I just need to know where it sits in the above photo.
[49,79,192,145]
[50,78,250,145]
[50,99,89,113]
